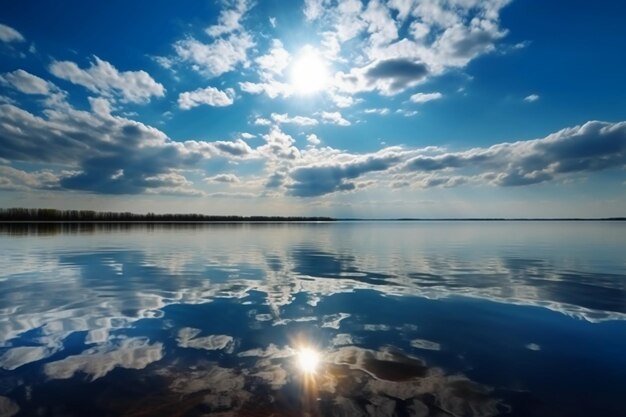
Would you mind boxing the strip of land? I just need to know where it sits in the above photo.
[0,208,623,222]
[0,208,334,222]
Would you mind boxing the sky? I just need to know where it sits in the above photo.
[0,0,625,218]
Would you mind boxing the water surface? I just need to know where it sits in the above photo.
[0,222,625,416]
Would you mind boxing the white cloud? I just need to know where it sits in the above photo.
[321,111,351,126]
[0,23,24,43]
[153,56,175,70]
[0,69,57,95]
[312,0,511,96]
[0,95,256,195]
[409,92,442,103]
[258,126,300,160]
[362,0,398,47]
[253,117,272,126]
[174,32,254,77]
[524,94,540,102]
[205,173,241,183]
[388,0,415,21]
[240,132,255,139]
[271,113,318,126]
[239,79,292,99]
[209,139,254,157]
[402,120,626,188]
[364,107,390,115]
[255,39,290,77]
[330,92,356,108]
[178,86,235,109]
[335,0,367,42]
[0,165,60,191]
[303,0,325,21]
[307,134,321,146]
[205,0,251,37]
[49,56,165,103]
[239,39,292,99]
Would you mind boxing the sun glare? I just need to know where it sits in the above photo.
[297,347,320,374]
[290,48,329,94]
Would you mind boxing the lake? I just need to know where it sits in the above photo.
[0,222,625,416]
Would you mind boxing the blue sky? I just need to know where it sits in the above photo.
[0,0,625,217]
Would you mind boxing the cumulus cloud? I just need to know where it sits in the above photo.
[402,121,626,188]
[311,0,510,96]
[178,86,235,109]
[303,0,325,21]
[368,58,428,93]
[258,126,300,160]
[0,23,24,43]
[287,150,403,197]
[172,0,255,78]
[205,173,241,183]
[49,56,165,103]
[0,94,253,195]
[174,33,254,77]
[320,111,351,126]
[253,117,272,126]
[271,112,318,126]
[239,79,292,99]
[336,58,429,95]
[0,69,57,95]
[205,0,251,37]
[410,92,442,103]
[278,120,626,197]
[0,165,61,191]
[362,0,399,47]
[255,39,290,76]
[307,133,321,146]
[238,39,292,99]
[210,139,254,157]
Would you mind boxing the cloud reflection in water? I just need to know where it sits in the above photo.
[0,222,625,416]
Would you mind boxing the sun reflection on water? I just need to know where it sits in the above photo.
[297,347,320,374]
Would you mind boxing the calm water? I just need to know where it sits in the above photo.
[0,222,625,417]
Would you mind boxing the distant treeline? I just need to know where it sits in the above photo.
[0,208,335,222]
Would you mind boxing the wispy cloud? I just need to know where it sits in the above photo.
[0,23,24,43]
[524,93,540,102]
[410,92,442,104]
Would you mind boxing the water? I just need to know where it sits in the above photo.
[0,222,625,416]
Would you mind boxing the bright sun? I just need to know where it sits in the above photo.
[297,347,320,374]
[290,48,329,94]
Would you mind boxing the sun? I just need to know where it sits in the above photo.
[297,347,320,374]
[290,47,330,95]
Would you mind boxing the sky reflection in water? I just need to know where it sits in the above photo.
[0,222,625,416]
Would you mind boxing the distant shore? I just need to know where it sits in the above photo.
[0,208,624,223]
